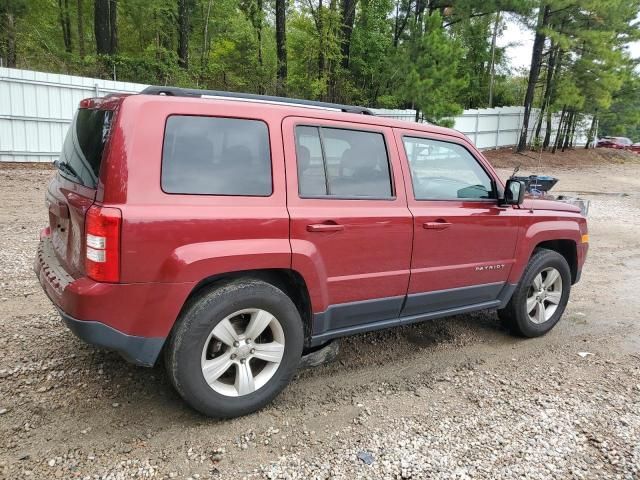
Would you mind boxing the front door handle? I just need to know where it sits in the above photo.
[423,220,452,230]
[307,223,345,232]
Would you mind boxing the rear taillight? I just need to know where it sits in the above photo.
[85,205,121,283]
[39,226,51,240]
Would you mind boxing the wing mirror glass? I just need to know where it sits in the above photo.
[501,179,526,206]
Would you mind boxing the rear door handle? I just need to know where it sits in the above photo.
[307,223,345,232]
[423,221,451,230]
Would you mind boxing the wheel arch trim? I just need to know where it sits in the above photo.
[509,220,581,285]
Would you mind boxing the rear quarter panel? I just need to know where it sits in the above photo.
[104,95,291,285]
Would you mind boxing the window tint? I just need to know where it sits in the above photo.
[58,108,113,188]
[296,126,327,196]
[162,116,272,196]
[295,126,392,198]
[403,137,494,200]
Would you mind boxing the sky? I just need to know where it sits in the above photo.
[497,13,640,71]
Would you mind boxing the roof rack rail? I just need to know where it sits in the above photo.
[140,86,374,115]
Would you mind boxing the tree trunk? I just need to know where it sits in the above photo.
[569,115,578,148]
[77,0,86,57]
[275,0,287,94]
[414,0,426,28]
[340,0,356,69]
[585,111,598,148]
[561,111,571,151]
[317,0,325,82]
[542,107,553,149]
[109,0,118,53]
[533,105,544,143]
[177,0,190,68]
[534,45,557,142]
[488,11,500,107]
[327,0,338,101]
[563,111,576,151]
[393,0,410,48]
[200,0,213,70]
[393,0,401,47]
[516,4,550,152]
[59,0,73,53]
[95,0,116,54]
[6,12,17,67]
[256,0,264,93]
[552,105,566,154]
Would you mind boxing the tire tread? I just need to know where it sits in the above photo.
[498,248,571,337]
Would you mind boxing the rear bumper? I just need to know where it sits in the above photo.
[35,237,195,366]
[60,310,165,366]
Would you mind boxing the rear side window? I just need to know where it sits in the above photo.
[58,108,113,188]
[295,126,392,198]
[162,116,272,196]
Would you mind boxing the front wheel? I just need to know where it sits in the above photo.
[498,249,571,337]
[165,279,304,418]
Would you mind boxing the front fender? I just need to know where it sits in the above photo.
[161,239,292,283]
[508,218,581,284]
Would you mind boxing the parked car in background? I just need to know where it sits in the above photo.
[630,143,640,154]
[35,87,589,418]
[596,136,633,149]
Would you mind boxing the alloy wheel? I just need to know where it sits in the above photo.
[526,267,563,324]
[200,308,285,397]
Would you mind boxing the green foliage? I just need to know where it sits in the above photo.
[399,12,467,124]
[519,0,640,148]
[348,0,395,104]
[2,0,640,140]
[599,71,640,138]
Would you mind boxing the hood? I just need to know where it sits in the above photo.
[521,197,581,214]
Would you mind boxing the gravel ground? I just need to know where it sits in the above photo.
[1,151,639,480]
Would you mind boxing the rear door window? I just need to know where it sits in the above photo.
[58,108,113,188]
[162,115,272,196]
[295,126,393,198]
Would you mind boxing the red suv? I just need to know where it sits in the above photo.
[596,136,633,149]
[35,87,588,417]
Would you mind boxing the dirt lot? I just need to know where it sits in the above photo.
[1,149,639,480]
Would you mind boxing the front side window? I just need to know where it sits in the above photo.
[162,115,272,196]
[402,137,494,200]
[295,126,393,198]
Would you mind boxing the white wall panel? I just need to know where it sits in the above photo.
[0,67,147,162]
[1,67,592,162]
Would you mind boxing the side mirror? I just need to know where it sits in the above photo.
[501,179,526,206]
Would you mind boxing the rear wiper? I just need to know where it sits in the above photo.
[53,159,83,184]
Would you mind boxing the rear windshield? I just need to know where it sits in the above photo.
[58,108,113,188]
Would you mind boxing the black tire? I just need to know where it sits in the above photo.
[165,279,304,418]
[498,249,571,337]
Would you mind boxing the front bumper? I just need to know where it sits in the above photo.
[60,310,165,366]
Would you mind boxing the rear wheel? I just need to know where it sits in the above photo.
[498,249,571,337]
[165,279,304,418]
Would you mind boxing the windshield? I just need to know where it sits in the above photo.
[58,108,113,188]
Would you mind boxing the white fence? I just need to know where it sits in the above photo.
[373,107,592,150]
[0,68,147,162]
[0,67,590,162]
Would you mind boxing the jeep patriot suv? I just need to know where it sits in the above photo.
[35,87,589,417]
